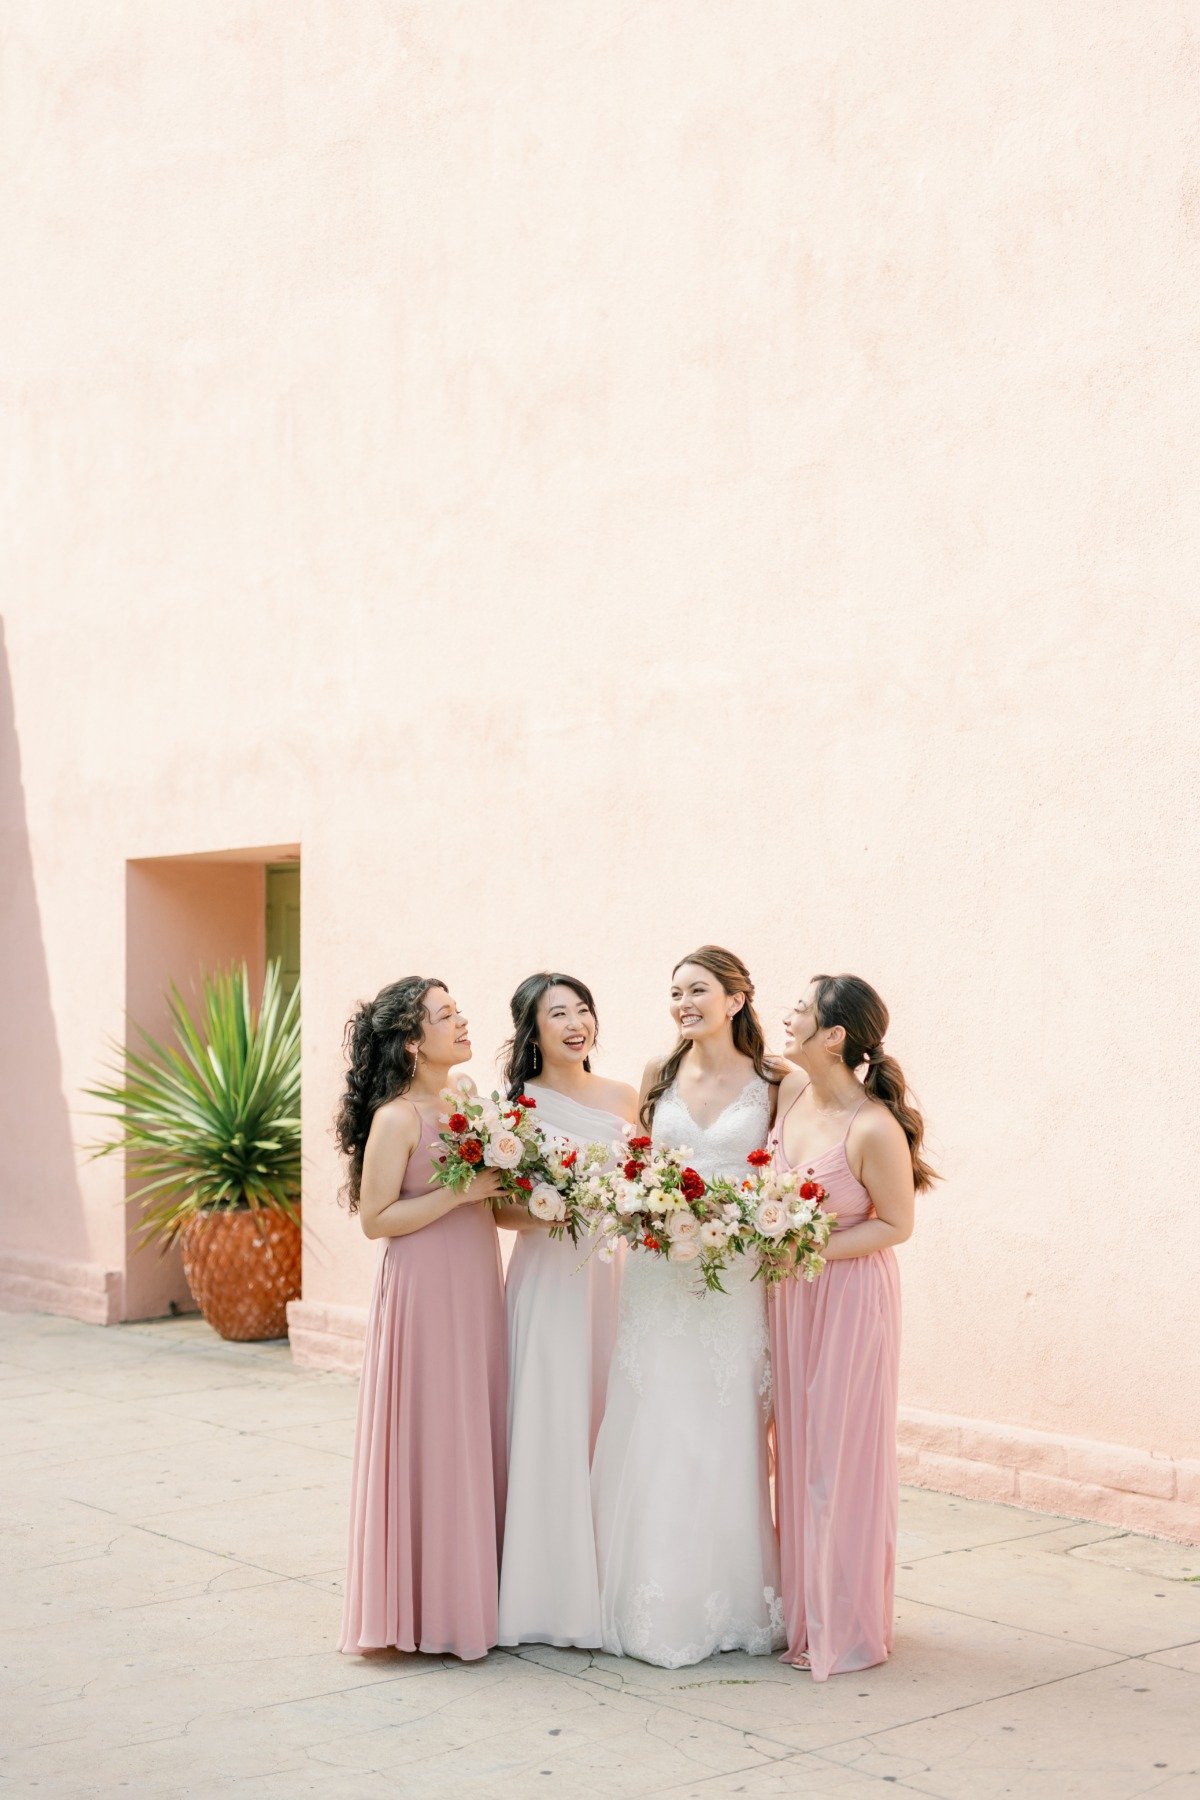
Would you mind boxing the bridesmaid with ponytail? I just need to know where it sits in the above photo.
[770,975,935,1680]
[335,978,508,1661]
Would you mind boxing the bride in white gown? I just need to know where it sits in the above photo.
[591,945,786,1667]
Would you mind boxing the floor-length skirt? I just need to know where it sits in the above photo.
[339,1206,507,1660]
[770,1248,901,1680]
[498,1229,620,1646]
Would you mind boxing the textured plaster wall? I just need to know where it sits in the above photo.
[2,5,1198,1488]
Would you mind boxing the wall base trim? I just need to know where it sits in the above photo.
[280,1309,1200,1544]
[286,1299,368,1376]
[0,1249,121,1326]
[899,1407,1200,1544]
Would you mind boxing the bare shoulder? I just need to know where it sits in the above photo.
[369,1095,422,1148]
[590,1074,639,1120]
[775,1066,808,1107]
[640,1054,668,1092]
[856,1096,907,1150]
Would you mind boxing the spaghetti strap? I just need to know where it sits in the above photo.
[777,1078,809,1136]
[843,1095,869,1142]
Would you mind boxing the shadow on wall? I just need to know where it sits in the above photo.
[0,617,105,1318]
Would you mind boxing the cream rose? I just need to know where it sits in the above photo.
[667,1211,700,1242]
[484,1130,525,1171]
[528,1183,566,1223]
[754,1196,789,1241]
[668,1235,700,1262]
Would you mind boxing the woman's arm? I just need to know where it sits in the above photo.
[359,1104,504,1240]
[494,1200,542,1232]
[821,1107,915,1262]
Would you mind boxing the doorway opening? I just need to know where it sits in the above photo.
[123,844,300,1321]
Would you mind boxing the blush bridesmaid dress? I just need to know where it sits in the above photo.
[339,1114,508,1660]
[768,1091,902,1680]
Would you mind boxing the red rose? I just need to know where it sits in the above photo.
[629,1135,652,1151]
[515,1176,532,1192]
[447,1112,469,1134]
[747,1148,771,1167]
[460,1139,484,1165]
[680,1168,704,1202]
[642,1233,661,1252]
[517,1093,537,1108]
[561,1149,578,1169]
[623,1159,644,1180]
[799,1180,819,1200]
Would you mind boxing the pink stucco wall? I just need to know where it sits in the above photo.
[1,5,1197,1538]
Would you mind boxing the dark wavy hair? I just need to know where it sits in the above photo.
[501,972,597,1099]
[811,974,938,1191]
[641,945,779,1129]
[334,976,446,1212]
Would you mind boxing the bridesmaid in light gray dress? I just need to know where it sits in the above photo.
[494,972,638,1648]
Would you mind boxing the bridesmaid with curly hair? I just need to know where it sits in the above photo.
[335,977,507,1661]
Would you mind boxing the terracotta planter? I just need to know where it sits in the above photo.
[179,1209,301,1342]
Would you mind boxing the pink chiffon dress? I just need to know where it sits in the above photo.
[768,1092,902,1680]
[339,1114,507,1660]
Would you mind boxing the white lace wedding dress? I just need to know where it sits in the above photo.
[590,1075,784,1667]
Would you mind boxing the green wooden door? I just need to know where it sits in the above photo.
[266,864,300,1004]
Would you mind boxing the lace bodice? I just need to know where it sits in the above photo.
[615,1074,773,1411]
[651,1075,772,1183]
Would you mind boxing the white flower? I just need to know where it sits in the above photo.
[642,1167,662,1188]
[722,1201,743,1225]
[528,1183,566,1223]
[668,1235,700,1262]
[456,1076,473,1095]
[666,1211,701,1243]
[754,1197,789,1241]
[646,1189,670,1216]
[597,1239,616,1264]
[700,1220,729,1249]
[484,1130,524,1171]
[615,1182,641,1216]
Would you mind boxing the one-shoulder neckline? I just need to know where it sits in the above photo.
[667,1072,766,1136]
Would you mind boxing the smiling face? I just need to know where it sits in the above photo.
[670,961,744,1043]
[411,985,471,1070]
[535,982,596,1072]
[783,982,834,1070]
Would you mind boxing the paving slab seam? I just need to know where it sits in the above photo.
[898,1521,1128,1564]
[506,1645,1134,1765]
[889,1584,1185,1659]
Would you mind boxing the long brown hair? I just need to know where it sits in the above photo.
[641,945,778,1129]
[811,974,938,1191]
[334,976,445,1212]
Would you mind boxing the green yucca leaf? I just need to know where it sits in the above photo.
[85,960,301,1248]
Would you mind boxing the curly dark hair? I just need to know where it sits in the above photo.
[334,976,446,1212]
[500,972,598,1099]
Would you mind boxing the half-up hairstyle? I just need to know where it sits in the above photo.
[811,974,938,1191]
[501,972,597,1099]
[334,976,446,1212]
[641,945,779,1129]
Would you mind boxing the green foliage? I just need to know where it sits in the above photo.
[86,960,301,1248]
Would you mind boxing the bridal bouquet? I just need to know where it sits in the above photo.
[430,1084,602,1243]
[736,1163,835,1284]
[584,1132,749,1293]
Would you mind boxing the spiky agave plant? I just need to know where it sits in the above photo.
[87,960,301,1248]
